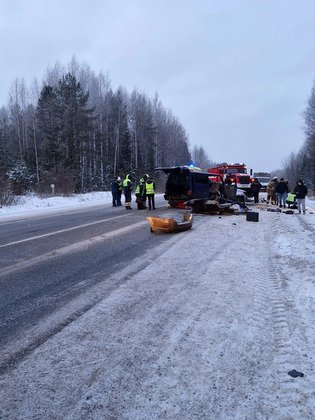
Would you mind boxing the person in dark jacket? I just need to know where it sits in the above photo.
[294,180,308,214]
[250,178,262,204]
[111,176,120,207]
[116,176,123,206]
[123,174,133,209]
[275,178,289,208]
[144,175,156,210]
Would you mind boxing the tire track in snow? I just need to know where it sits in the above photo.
[68,227,235,419]
[295,214,315,235]
[265,215,315,419]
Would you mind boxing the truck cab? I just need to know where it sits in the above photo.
[208,163,251,191]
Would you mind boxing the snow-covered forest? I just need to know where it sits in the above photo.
[278,84,315,195]
[0,58,194,195]
[1,56,313,200]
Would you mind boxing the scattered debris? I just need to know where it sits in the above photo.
[288,369,304,378]
[147,212,193,233]
[246,211,259,222]
[185,198,247,215]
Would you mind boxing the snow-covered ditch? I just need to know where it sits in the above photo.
[0,196,314,418]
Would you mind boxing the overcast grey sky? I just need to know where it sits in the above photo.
[1,0,315,171]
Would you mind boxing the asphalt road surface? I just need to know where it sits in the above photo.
[0,196,178,374]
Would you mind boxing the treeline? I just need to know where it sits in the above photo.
[0,58,192,196]
[278,84,315,195]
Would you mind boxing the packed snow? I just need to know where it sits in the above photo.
[0,194,314,418]
[0,192,113,221]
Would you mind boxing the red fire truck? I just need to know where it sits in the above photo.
[208,163,252,191]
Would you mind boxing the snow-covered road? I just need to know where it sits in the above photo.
[0,197,314,419]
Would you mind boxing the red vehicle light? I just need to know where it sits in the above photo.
[177,201,186,209]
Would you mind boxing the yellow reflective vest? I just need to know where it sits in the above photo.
[146,181,155,195]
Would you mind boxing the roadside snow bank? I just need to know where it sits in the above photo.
[0,192,113,220]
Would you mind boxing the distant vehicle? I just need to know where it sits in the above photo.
[253,172,271,191]
[208,163,252,191]
[155,165,223,208]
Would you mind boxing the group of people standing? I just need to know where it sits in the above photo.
[267,177,308,214]
[111,174,156,210]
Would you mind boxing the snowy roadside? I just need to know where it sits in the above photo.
[0,192,113,221]
[0,201,314,418]
[0,192,166,222]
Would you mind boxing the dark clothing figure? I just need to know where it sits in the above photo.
[294,180,308,214]
[275,179,289,195]
[123,174,133,209]
[250,178,262,204]
[294,181,308,199]
[145,177,156,210]
[117,178,122,206]
[275,178,289,207]
[111,177,120,207]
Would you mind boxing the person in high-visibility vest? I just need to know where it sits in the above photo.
[123,174,133,209]
[286,192,296,208]
[135,178,146,209]
[145,175,156,210]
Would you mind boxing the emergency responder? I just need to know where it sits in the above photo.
[286,192,297,208]
[123,174,133,209]
[135,178,146,209]
[145,175,156,210]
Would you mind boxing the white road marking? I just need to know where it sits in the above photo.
[0,220,147,278]
[0,214,130,249]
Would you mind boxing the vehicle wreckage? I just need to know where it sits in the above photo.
[155,165,248,215]
[147,212,193,233]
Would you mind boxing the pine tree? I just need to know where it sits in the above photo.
[56,73,95,191]
[0,107,10,170]
[36,85,62,171]
[304,84,315,194]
